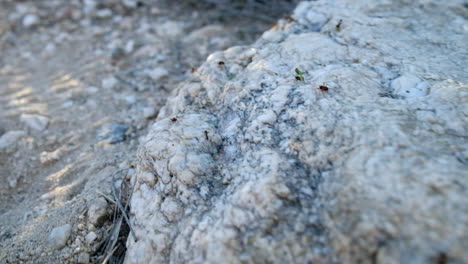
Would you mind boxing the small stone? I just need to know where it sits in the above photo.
[40,192,55,201]
[77,252,90,264]
[35,247,43,256]
[18,252,29,261]
[62,101,74,108]
[122,0,137,8]
[87,197,109,226]
[143,107,157,119]
[146,67,169,82]
[156,21,184,38]
[83,0,97,14]
[95,9,112,18]
[124,40,135,54]
[97,123,129,144]
[0,131,26,151]
[111,47,125,61]
[124,95,137,105]
[86,86,99,94]
[8,177,18,188]
[77,224,85,231]
[85,232,97,244]
[102,77,118,90]
[20,114,49,131]
[22,14,39,28]
[48,224,72,250]
[44,43,56,54]
[40,149,61,165]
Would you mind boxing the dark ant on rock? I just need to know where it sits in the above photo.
[204,130,209,140]
[171,117,177,122]
[336,19,343,31]
[319,84,329,91]
[218,61,225,66]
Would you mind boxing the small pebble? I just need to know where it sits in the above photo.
[20,114,49,131]
[22,14,39,28]
[95,9,112,18]
[146,67,168,82]
[77,252,90,264]
[97,123,129,144]
[143,107,157,119]
[87,197,109,225]
[86,86,99,94]
[0,130,26,151]
[102,77,118,90]
[47,224,72,250]
[85,231,97,244]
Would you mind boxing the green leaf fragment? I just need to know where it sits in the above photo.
[295,68,304,75]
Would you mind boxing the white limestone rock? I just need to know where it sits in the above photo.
[126,1,468,264]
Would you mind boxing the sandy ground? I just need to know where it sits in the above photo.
[0,1,287,263]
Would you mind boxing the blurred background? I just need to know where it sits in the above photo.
[0,0,301,263]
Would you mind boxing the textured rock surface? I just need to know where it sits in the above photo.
[127,0,468,263]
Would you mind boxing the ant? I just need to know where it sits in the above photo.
[335,19,343,31]
[204,130,209,140]
[319,83,329,92]
[171,117,177,122]
[218,61,225,66]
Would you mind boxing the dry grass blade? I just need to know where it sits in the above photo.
[100,216,123,264]
[93,168,135,264]
[111,169,137,242]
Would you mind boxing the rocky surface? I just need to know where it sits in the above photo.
[128,0,468,263]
